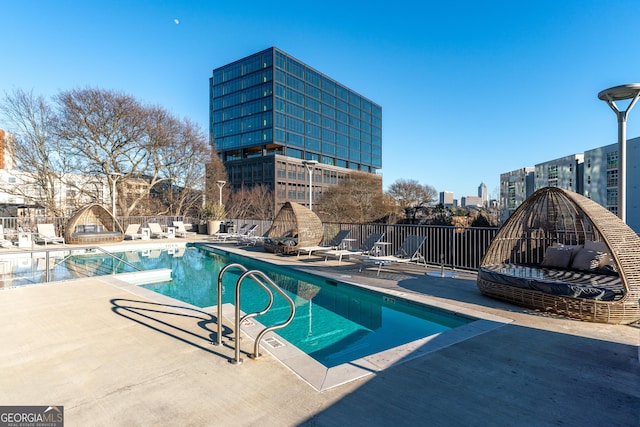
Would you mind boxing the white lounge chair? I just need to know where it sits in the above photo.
[236,224,259,244]
[0,225,14,248]
[297,229,352,258]
[323,232,385,264]
[173,221,196,238]
[148,222,170,239]
[359,235,427,276]
[124,224,143,240]
[34,224,65,245]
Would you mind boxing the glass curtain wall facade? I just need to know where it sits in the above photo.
[210,47,382,208]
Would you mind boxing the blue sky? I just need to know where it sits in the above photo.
[2,1,640,201]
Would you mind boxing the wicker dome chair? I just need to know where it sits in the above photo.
[263,202,323,254]
[477,187,640,324]
[65,203,125,245]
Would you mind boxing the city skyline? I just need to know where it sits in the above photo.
[2,1,640,200]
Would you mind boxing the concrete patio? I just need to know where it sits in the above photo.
[0,239,638,426]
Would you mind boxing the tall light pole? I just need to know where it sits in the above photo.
[302,160,318,211]
[108,172,122,227]
[108,172,122,216]
[598,83,640,223]
[216,180,226,206]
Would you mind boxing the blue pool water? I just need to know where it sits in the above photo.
[134,245,473,367]
[30,244,473,367]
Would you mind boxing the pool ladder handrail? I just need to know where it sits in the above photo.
[216,263,296,365]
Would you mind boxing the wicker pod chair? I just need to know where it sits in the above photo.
[65,203,125,245]
[477,187,640,324]
[263,202,323,254]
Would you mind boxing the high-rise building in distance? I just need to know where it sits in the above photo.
[210,47,382,210]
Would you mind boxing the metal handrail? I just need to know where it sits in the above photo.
[0,245,141,283]
[215,263,248,346]
[215,263,296,365]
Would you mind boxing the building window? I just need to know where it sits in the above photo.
[607,169,618,187]
[607,151,618,169]
[606,188,618,207]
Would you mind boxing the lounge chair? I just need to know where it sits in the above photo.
[210,223,247,242]
[34,224,65,245]
[297,229,352,258]
[148,223,171,239]
[124,224,143,240]
[0,225,14,248]
[235,224,258,243]
[359,235,427,276]
[173,221,196,238]
[323,232,385,264]
[243,230,269,247]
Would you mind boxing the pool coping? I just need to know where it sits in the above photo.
[101,244,514,391]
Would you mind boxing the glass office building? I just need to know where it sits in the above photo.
[210,47,382,209]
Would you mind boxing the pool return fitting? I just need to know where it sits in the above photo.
[215,263,296,364]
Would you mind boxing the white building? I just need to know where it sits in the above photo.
[500,137,640,233]
[461,195,483,207]
[439,191,454,207]
[583,137,640,233]
[0,130,110,217]
[534,154,584,194]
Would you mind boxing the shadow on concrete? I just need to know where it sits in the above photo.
[111,298,237,360]
[299,322,640,426]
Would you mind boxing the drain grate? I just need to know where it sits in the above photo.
[263,336,285,348]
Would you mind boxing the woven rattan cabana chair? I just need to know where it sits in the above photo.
[64,203,124,244]
[263,202,323,254]
[477,187,640,324]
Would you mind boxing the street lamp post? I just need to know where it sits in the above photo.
[301,160,318,211]
[216,180,226,206]
[108,172,123,216]
[108,172,123,227]
[598,83,640,223]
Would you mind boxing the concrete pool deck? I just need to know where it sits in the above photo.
[0,238,638,426]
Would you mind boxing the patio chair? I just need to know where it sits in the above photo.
[147,222,170,239]
[297,229,352,258]
[209,223,248,243]
[359,235,427,276]
[323,232,385,264]
[34,224,65,245]
[124,224,143,240]
[243,230,269,247]
[172,221,196,238]
[235,224,258,243]
[0,225,14,248]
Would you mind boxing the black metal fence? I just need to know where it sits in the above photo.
[319,222,499,271]
[1,216,499,271]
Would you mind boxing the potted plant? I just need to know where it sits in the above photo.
[200,203,226,235]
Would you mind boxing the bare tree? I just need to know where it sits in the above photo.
[0,89,70,216]
[317,171,391,223]
[55,88,210,216]
[226,184,274,220]
[387,179,438,223]
[55,88,149,215]
[161,118,210,216]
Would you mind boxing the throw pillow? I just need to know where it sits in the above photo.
[540,247,572,268]
[584,240,615,269]
[571,249,606,271]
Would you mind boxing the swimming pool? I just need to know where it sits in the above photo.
[1,242,509,389]
[128,244,473,368]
